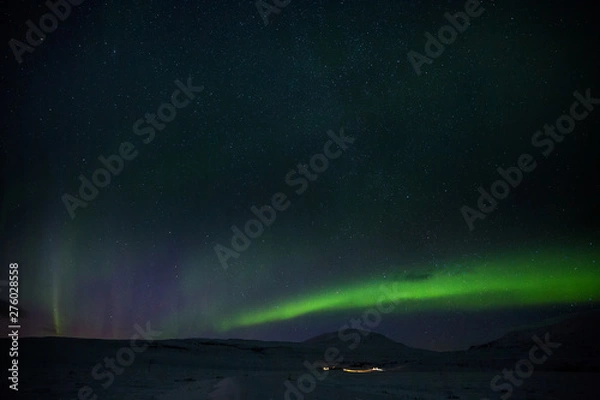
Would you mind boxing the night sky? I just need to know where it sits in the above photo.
[1,0,599,351]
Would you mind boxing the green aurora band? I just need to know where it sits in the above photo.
[217,250,600,331]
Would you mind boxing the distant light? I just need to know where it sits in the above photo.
[342,367,384,373]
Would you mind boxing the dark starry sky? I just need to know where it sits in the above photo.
[1,0,599,351]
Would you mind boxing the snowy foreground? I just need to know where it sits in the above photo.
[5,311,600,399]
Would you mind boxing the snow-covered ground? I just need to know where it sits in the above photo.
[4,311,599,399]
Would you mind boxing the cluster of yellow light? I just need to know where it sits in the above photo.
[342,367,384,373]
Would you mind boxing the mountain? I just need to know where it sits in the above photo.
[466,310,600,371]
[3,313,600,399]
[304,329,402,348]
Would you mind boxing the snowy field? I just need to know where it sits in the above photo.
[5,311,599,399]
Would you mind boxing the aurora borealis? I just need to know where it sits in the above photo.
[2,0,600,352]
[218,251,600,331]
